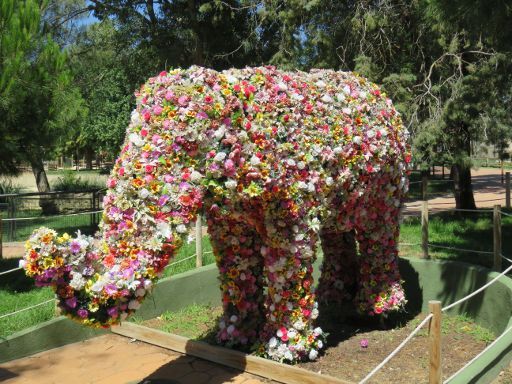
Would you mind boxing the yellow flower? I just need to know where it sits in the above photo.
[88,302,99,312]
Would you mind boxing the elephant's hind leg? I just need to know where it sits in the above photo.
[317,229,358,305]
[354,201,406,316]
[206,202,265,347]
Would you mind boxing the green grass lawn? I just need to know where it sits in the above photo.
[399,209,512,267]
[406,171,453,200]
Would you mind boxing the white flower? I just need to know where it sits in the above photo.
[135,288,146,297]
[313,327,323,336]
[276,328,284,338]
[326,177,334,186]
[298,181,308,190]
[190,171,203,182]
[352,136,362,145]
[130,110,142,126]
[129,133,144,147]
[226,75,238,84]
[250,155,261,166]
[287,159,296,167]
[225,179,237,189]
[227,324,235,334]
[333,146,343,154]
[176,224,187,233]
[278,82,288,91]
[343,85,351,94]
[311,308,319,319]
[284,351,294,361]
[214,126,226,140]
[292,225,299,233]
[156,222,172,239]
[230,315,238,323]
[317,340,323,349]
[321,94,333,103]
[69,272,86,290]
[268,337,278,348]
[18,259,26,269]
[336,93,346,102]
[293,320,305,330]
[309,349,319,360]
[297,161,306,170]
[315,80,326,88]
[128,300,141,310]
[139,188,150,199]
[214,152,227,162]
[288,330,297,339]
[310,218,321,232]
[367,130,375,139]
[342,107,351,115]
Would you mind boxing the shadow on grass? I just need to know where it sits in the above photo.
[0,258,38,293]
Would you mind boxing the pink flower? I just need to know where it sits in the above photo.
[360,339,369,348]
[153,105,163,115]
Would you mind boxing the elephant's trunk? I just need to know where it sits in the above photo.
[22,71,208,327]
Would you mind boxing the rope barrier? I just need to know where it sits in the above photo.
[442,263,512,313]
[359,313,433,384]
[0,266,22,276]
[0,299,55,320]
[500,211,512,218]
[427,243,493,255]
[167,251,214,267]
[1,210,103,222]
[444,325,512,383]
[502,254,512,264]
[398,242,421,246]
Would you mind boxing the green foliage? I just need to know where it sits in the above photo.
[52,170,104,191]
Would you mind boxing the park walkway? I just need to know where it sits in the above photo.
[0,334,270,384]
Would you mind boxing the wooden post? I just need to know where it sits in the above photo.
[506,172,510,209]
[422,200,429,259]
[441,165,445,180]
[0,218,3,259]
[195,215,203,268]
[429,300,442,384]
[494,205,502,272]
[422,171,429,201]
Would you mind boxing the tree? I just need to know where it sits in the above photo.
[0,0,85,195]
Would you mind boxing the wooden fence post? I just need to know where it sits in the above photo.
[422,171,429,201]
[494,205,502,272]
[429,300,442,384]
[195,215,203,268]
[506,172,510,209]
[0,218,3,259]
[422,200,429,259]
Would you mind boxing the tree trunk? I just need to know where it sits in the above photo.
[451,163,476,210]
[85,147,94,170]
[30,157,58,214]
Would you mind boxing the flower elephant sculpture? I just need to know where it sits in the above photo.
[22,66,410,363]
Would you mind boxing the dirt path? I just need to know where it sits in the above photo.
[0,334,271,384]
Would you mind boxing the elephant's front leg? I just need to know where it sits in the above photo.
[259,215,325,362]
[206,202,266,348]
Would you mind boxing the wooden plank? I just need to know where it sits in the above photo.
[112,322,353,384]
[428,301,442,384]
[195,215,203,268]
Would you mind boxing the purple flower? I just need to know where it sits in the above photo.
[65,297,77,308]
[360,339,369,348]
[70,240,81,254]
[107,307,119,318]
[77,308,88,318]
[104,284,118,295]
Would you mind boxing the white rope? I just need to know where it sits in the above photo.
[500,210,512,218]
[0,266,22,276]
[444,325,512,383]
[398,242,421,246]
[167,251,214,267]
[427,243,493,255]
[1,210,102,222]
[359,313,433,384]
[0,299,55,320]
[502,254,512,264]
[442,263,512,312]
